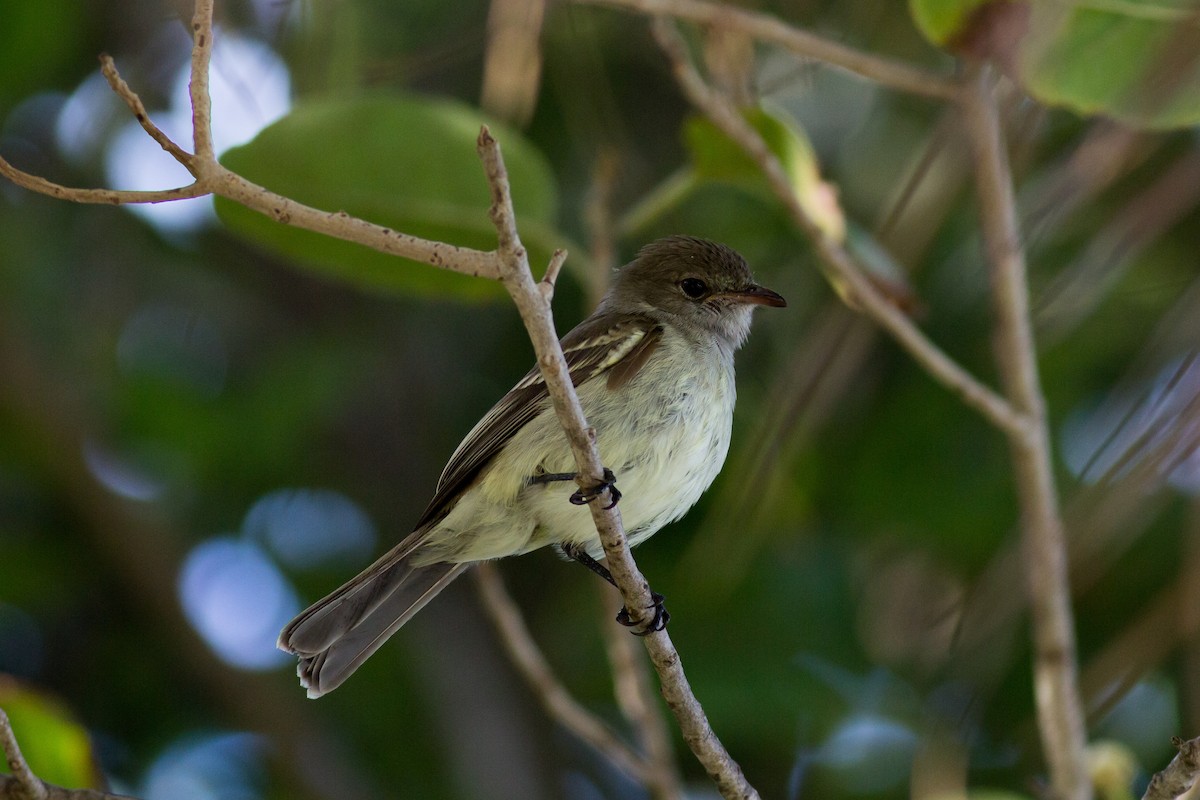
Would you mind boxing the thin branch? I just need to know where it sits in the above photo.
[1143,737,1200,800]
[0,156,207,204]
[473,564,654,784]
[476,126,759,800]
[600,590,684,800]
[584,154,683,799]
[189,0,216,161]
[574,0,959,99]
[960,63,1090,800]
[649,18,1028,438]
[539,247,568,300]
[99,56,194,167]
[0,708,135,800]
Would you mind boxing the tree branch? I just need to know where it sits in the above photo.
[600,591,684,800]
[1142,736,1200,800]
[476,127,758,799]
[648,17,1027,438]
[960,63,1090,800]
[573,0,959,99]
[473,564,654,785]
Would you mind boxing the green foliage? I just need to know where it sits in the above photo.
[0,681,101,790]
[0,1,1195,799]
[217,94,565,298]
[909,0,1200,128]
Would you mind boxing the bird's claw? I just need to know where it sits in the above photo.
[615,591,669,635]
[569,468,621,509]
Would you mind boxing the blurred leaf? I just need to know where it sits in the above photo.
[684,107,846,241]
[623,106,845,242]
[0,0,87,106]
[216,94,564,299]
[0,678,101,789]
[908,0,1200,129]
[908,0,992,45]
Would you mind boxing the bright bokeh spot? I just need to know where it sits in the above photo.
[244,488,377,570]
[141,731,264,800]
[179,538,298,670]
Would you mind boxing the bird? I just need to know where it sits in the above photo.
[278,235,786,697]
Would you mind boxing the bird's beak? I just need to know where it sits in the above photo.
[727,285,787,308]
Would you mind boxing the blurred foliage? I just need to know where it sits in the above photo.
[217,93,568,298]
[0,1,1198,800]
[0,679,103,790]
[910,0,1200,128]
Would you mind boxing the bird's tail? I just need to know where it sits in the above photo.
[278,531,469,697]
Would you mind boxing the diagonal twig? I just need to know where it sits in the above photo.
[648,17,1027,438]
[473,564,654,784]
[574,0,959,99]
[476,126,759,799]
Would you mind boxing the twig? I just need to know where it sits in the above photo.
[1,34,501,280]
[0,708,135,800]
[1142,737,1200,800]
[539,248,569,300]
[473,564,653,784]
[584,150,683,799]
[99,55,193,167]
[960,63,1090,800]
[477,126,758,799]
[189,0,216,161]
[649,17,1027,438]
[574,0,959,99]
[600,591,684,800]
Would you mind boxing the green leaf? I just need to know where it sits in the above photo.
[0,680,102,790]
[216,94,563,299]
[908,0,993,46]
[674,106,844,240]
[908,0,1200,129]
[1021,3,1200,129]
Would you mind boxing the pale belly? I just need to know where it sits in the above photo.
[416,339,736,564]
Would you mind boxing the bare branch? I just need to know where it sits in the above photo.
[539,248,568,300]
[473,565,653,784]
[188,0,216,161]
[476,126,759,800]
[960,63,1090,800]
[575,0,959,99]
[0,156,206,205]
[1143,737,1200,800]
[649,17,1027,438]
[601,591,684,800]
[98,55,194,168]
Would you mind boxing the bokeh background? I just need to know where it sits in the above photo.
[2,0,1200,798]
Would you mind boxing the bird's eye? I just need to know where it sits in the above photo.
[679,278,709,299]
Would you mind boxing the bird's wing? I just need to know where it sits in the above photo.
[414,314,663,529]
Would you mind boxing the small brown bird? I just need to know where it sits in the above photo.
[279,236,785,697]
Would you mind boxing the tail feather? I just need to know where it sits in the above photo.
[279,533,469,697]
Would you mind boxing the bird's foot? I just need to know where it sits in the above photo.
[530,467,621,509]
[616,591,670,636]
[569,468,621,509]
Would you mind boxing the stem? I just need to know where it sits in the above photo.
[960,63,1090,800]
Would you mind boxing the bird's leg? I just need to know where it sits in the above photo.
[560,542,670,635]
[528,467,622,509]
